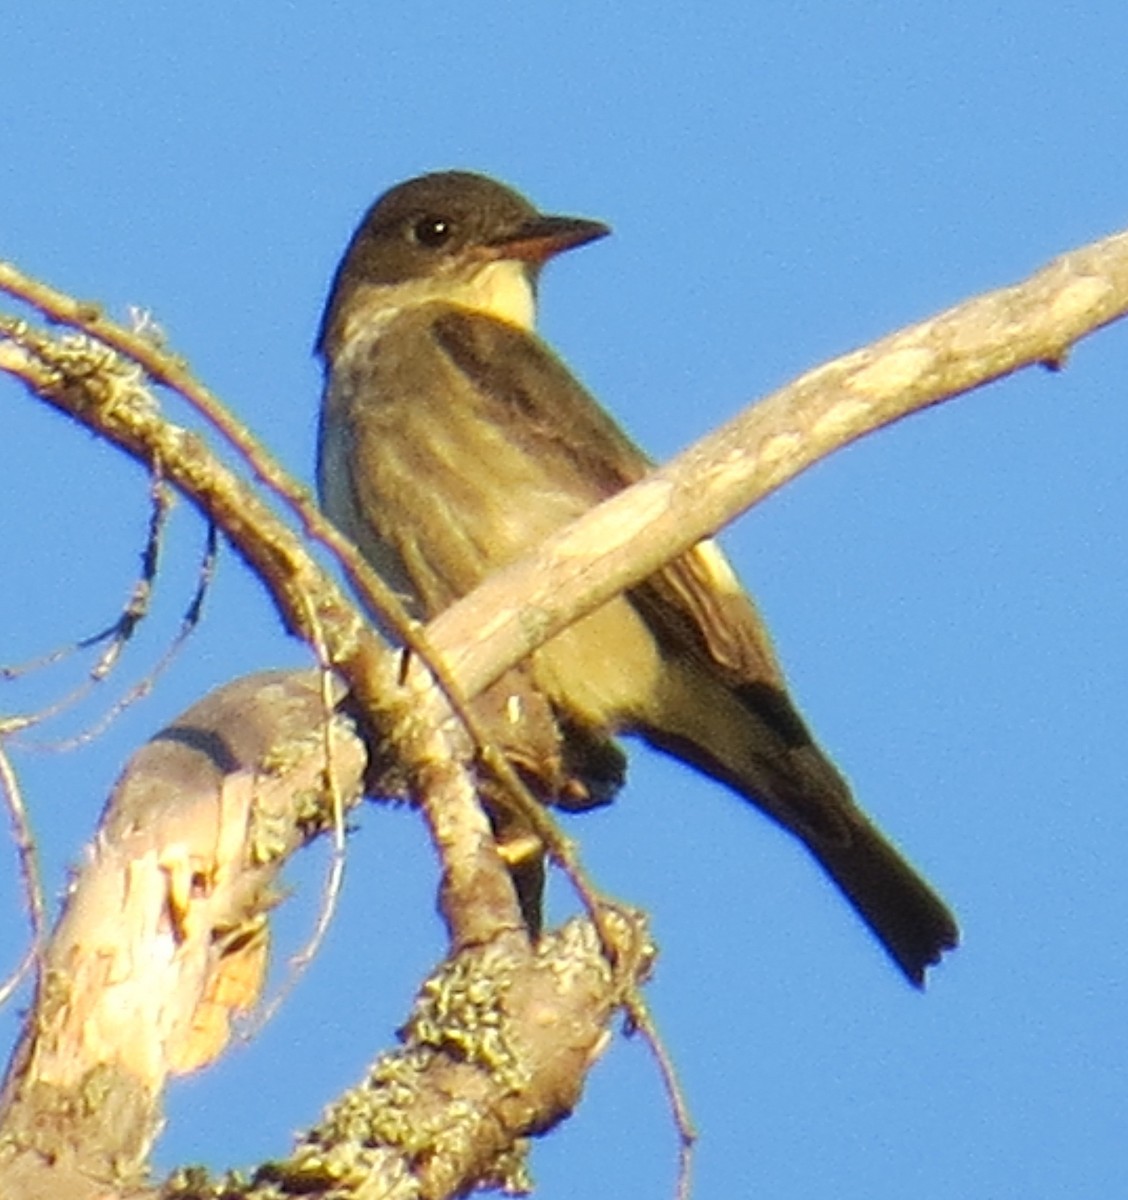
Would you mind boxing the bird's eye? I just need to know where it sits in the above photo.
[412,216,453,247]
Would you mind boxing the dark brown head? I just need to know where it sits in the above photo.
[316,171,609,359]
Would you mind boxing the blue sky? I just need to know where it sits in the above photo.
[2,5,1126,1197]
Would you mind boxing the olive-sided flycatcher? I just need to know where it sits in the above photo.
[316,170,958,985]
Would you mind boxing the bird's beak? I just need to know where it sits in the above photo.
[485,214,611,264]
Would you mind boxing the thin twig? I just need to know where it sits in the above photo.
[625,991,698,1200]
[0,739,45,1005]
[249,586,350,1035]
[40,520,219,751]
[1,464,173,732]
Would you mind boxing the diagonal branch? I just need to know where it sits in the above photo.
[427,227,1128,697]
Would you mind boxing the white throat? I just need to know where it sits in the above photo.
[340,259,537,346]
[453,259,537,330]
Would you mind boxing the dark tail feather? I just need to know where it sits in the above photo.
[809,818,958,987]
[640,673,959,986]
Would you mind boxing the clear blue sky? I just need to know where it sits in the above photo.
[2,5,1126,1197]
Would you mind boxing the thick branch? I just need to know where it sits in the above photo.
[230,911,651,1200]
[0,666,650,1200]
[427,228,1128,697]
[0,672,368,1200]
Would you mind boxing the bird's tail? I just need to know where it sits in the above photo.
[641,667,959,985]
[792,801,959,987]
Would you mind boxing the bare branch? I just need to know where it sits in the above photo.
[0,741,45,1007]
[427,227,1128,698]
[0,672,367,1200]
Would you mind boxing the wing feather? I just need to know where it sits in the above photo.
[433,307,785,689]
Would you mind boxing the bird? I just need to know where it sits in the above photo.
[315,169,959,985]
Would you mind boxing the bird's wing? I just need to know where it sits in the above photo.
[432,307,787,689]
